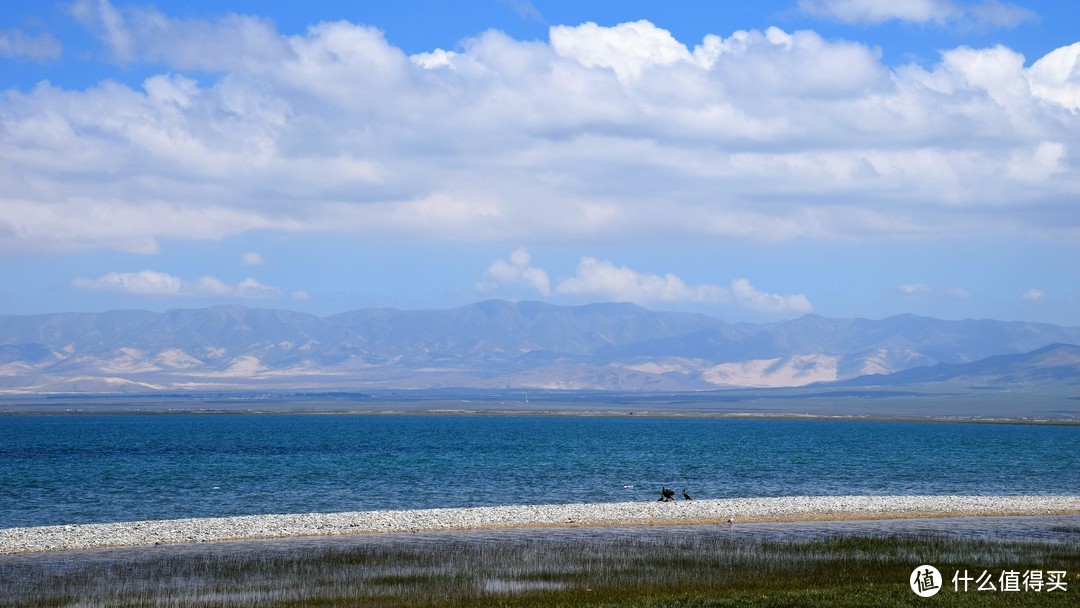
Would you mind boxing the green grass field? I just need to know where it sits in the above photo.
[2,527,1077,607]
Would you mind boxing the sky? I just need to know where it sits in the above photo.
[1,0,1079,325]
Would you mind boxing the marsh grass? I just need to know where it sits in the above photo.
[1,530,1077,607]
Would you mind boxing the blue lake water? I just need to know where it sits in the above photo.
[1,414,1078,528]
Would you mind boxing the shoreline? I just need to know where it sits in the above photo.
[3,389,1078,424]
[2,406,1078,426]
[3,495,1079,555]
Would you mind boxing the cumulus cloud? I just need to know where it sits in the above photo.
[550,20,692,82]
[798,0,1036,28]
[557,257,812,313]
[484,247,551,295]
[1027,43,1080,109]
[73,270,283,298]
[554,257,813,314]
[1022,288,1045,301]
[0,29,62,60]
[556,257,726,303]
[729,278,815,314]
[2,7,1080,256]
[480,253,812,314]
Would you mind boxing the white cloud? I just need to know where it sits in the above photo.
[485,247,551,296]
[798,0,1036,28]
[74,270,283,298]
[410,48,456,69]
[192,276,282,299]
[691,27,886,97]
[898,283,934,296]
[68,0,290,69]
[1022,288,1045,301]
[0,199,299,254]
[897,284,970,299]
[556,257,724,303]
[480,253,813,314]
[966,0,1039,30]
[74,270,182,296]
[729,278,815,314]
[3,10,1080,256]
[69,0,133,62]
[554,257,813,314]
[799,0,961,25]
[1027,43,1080,110]
[242,251,265,267]
[499,0,543,23]
[0,29,62,60]
[1007,142,1066,182]
[550,20,693,82]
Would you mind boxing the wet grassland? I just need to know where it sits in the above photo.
[2,522,1078,608]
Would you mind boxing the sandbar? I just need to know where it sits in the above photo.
[3,495,1079,554]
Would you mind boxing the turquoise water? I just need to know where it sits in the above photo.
[1,415,1077,528]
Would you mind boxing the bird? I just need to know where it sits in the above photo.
[727,517,734,524]
[682,488,692,501]
[658,486,675,502]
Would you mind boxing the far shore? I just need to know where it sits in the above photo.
[3,495,1079,555]
[2,401,1079,426]
[2,385,1078,423]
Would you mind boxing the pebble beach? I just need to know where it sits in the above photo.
[3,495,1079,554]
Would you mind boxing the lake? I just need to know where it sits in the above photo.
[1,414,1077,528]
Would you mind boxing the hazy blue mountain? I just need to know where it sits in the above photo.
[1,301,1078,393]
[837,343,1080,387]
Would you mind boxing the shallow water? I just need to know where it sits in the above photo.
[4,515,1075,608]
[2,414,1078,527]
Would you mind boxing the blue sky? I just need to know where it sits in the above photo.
[1,0,1079,324]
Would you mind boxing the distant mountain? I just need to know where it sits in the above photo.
[1,301,1078,393]
[836,343,1080,387]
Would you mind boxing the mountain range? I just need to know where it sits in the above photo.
[1,300,1078,393]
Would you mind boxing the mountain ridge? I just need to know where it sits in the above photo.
[834,343,1080,387]
[1,300,1078,393]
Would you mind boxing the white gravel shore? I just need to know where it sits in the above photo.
[3,495,1078,554]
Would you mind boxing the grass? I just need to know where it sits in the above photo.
[1,528,1077,607]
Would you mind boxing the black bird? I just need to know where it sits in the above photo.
[682,488,692,501]
[659,486,675,502]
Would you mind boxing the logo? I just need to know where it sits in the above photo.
[911,565,942,597]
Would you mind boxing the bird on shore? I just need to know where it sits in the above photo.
[658,486,675,502]
[682,488,692,501]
